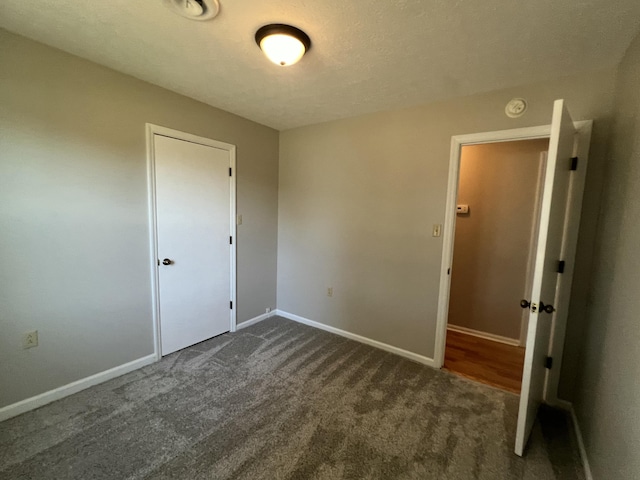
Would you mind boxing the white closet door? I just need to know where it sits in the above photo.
[154,134,231,355]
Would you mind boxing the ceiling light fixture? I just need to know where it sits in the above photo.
[255,24,311,67]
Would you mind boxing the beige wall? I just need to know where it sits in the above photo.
[573,31,640,479]
[448,140,547,340]
[0,29,279,408]
[278,68,616,363]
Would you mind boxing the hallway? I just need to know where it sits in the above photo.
[444,329,526,394]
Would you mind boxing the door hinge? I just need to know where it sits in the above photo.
[557,260,566,273]
[230,236,233,245]
[545,356,553,369]
[229,167,232,176]
[230,301,233,309]
[447,268,451,275]
[570,157,578,171]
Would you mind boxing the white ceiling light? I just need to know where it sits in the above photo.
[163,0,220,21]
[255,24,311,67]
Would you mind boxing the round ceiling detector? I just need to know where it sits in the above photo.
[505,98,528,118]
[255,24,311,66]
[163,0,220,21]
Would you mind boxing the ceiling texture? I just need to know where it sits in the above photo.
[1,0,639,130]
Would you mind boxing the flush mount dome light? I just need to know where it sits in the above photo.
[255,24,311,66]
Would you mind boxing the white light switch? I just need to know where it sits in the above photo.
[237,215,243,225]
[456,205,469,214]
[433,224,442,237]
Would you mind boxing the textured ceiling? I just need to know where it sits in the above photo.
[1,0,639,130]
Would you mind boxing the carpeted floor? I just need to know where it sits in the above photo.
[0,316,584,480]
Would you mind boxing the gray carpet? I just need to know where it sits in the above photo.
[0,316,584,480]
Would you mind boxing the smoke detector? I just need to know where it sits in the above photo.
[163,0,220,21]
[505,98,528,118]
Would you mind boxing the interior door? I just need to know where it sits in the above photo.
[514,100,575,456]
[154,134,231,356]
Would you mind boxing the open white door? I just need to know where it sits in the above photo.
[515,100,575,456]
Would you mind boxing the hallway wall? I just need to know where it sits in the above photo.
[448,140,548,341]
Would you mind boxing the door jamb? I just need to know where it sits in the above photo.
[433,121,592,405]
[146,123,237,361]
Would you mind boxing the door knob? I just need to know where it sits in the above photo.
[540,302,555,314]
[520,299,531,309]
[162,258,172,265]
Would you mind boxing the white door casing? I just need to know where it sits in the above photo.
[435,124,553,370]
[147,125,236,357]
[514,99,576,455]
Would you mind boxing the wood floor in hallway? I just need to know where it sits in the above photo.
[443,329,526,394]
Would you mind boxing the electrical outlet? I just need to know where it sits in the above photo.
[265,307,271,313]
[327,287,333,297]
[22,330,38,349]
[237,214,243,225]
[432,224,442,237]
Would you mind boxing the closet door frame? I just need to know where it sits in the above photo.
[146,123,237,361]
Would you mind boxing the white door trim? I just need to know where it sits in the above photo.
[433,121,592,403]
[146,123,237,361]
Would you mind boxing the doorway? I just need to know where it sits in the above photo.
[146,124,237,357]
[443,139,549,393]
[433,103,593,455]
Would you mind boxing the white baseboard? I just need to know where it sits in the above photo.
[447,324,521,347]
[569,404,594,480]
[0,354,156,423]
[237,310,275,330]
[275,310,435,367]
[550,400,593,480]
